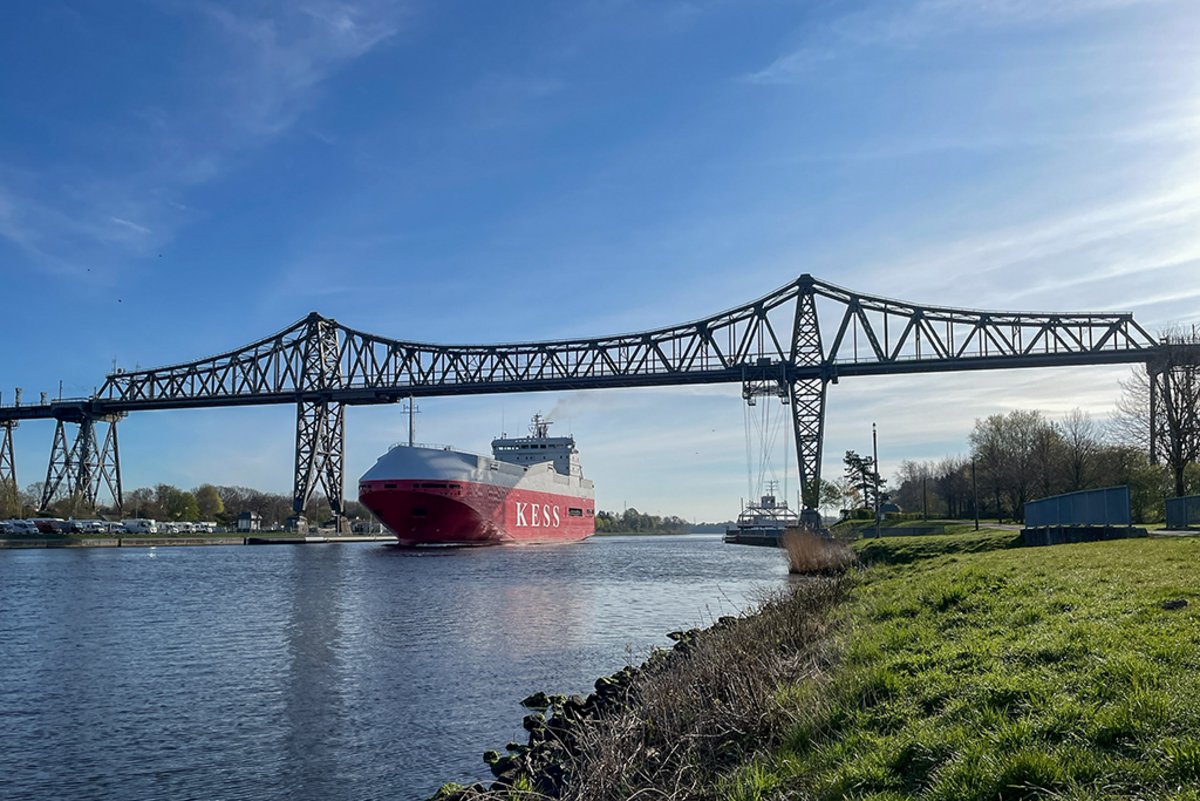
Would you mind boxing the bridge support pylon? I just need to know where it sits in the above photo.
[1,421,18,514]
[789,377,828,528]
[790,276,830,528]
[41,414,124,514]
[292,312,347,530]
[292,400,346,530]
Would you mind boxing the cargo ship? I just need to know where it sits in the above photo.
[358,415,595,546]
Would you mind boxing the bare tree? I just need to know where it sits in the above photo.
[936,456,970,517]
[1060,408,1099,492]
[970,410,1054,519]
[0,479,20,518]
[1112,332,1200,497]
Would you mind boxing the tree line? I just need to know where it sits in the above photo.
[1,480,368,527]
[889,363,1199,524]
[595,508,691,534]
[826,346,1199,524]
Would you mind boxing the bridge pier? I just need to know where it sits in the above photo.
[41,414,123,513]
[1,421,17,513]
[292,313,347,531]
[789,377,827,521]
[791,277,828,524]
[292,400,346,529]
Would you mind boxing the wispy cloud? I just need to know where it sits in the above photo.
[747,0,1171,84]
[0,0,406,274]
[843,154,1200,325]
[834,0,1167,47]
[744,48,833,85]
[197,0,402,137]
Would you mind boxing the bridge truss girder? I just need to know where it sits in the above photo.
[0,274,1167,522]
[85,276,1157,410]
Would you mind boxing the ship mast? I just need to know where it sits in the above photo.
[405,395,420,447]
[530,413,551,438]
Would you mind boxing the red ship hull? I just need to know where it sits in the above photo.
[360,479,595,546]
[359,425,595,546]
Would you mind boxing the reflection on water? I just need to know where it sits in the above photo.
[0,535,787,801]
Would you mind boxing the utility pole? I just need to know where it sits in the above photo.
[872,422,880,539]
[922,473,928,521]
[972,457,979,531]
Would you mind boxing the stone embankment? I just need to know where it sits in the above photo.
[430,575,847,801]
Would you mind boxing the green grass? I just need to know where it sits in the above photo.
[852,529,1019,565]
[722,536,1200,800]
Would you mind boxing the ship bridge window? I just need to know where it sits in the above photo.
[586,509,594,516]
[568,508,583,517]
[384,483,397,489]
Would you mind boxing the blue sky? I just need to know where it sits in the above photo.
[2,0,1198,520]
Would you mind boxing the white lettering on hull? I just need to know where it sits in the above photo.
[513,501,565,527]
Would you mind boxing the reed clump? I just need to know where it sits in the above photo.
[780,527,856,575]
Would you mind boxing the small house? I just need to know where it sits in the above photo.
[236,511,262,533]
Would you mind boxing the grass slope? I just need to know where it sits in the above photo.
[725,536,1200,800]
[851,529,1019,566]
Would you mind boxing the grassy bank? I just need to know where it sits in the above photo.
[447,532,1200,800]
[726,535,1200,800]
[851,528,1019,566]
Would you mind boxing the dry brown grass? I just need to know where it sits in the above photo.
[780,527,856,575]
[433,576,848,801]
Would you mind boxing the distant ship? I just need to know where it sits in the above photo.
[723,482,800,546]
[358,415,595,546]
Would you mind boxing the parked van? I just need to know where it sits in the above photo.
[123,519,158,534]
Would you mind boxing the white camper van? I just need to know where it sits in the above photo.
[123,519,158,534]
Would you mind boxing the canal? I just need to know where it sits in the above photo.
[0,535,789,801]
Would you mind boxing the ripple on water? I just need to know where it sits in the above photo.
[0,535,787,801]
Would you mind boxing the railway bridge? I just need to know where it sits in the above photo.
[0,274,1183,526]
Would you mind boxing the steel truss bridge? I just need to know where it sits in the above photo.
[0,274,1174,524]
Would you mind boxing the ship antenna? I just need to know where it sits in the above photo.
[405,395,421,446]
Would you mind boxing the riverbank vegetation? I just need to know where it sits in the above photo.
[442,532,1200,800]
[435,575,849,800]
[724,534,1200,800]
